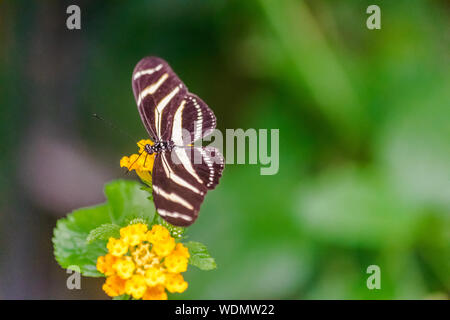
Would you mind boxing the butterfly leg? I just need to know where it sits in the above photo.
[125,151,144,174]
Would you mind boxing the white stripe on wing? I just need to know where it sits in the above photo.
[157,209,193,222]
[160,153,204,195]
[153,184,194,210]
[133,64,163,80]
[155,86,180,137]
[171,101,204,184]
[137,73,169,106]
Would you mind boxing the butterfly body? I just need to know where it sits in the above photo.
[132,57,224,227]
[144,141,174,154]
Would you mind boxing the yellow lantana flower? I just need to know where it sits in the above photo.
[144,267,166,286]
[164,251,189,273]
[107,238,128,257]
[120,139,155,186]
[148,224,172,243]
[97,223,190,300]
[125,274,147,299]
[113,257,135,279]
[143,285,168,300]
[120,223,148,246]
[102,275,126,297]
[96,253,117,276]
[165,273,188,293]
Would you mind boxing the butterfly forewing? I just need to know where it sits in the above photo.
[132,57,217,143]
[132,57,187,141]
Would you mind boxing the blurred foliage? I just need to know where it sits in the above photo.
[1,0,449,299]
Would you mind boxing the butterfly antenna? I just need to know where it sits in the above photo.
[92,113,145,148]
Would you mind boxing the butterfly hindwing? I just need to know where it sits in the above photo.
[152,146,224,226]
[152,151,207,226]
[186,146,225,190]
[175,93,217,145]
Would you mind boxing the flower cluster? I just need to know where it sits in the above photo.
[120,139,155,185]
[97,223,190,300]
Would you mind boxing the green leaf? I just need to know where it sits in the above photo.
[53,179,155,277]
[140,184,153,201]
[185,241,217,270]
[86,223,120,244]
[113,294,131,300]
[105,180,155,225]
[53,204,111,277]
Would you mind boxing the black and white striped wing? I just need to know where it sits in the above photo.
[132,57,187,141]
[187,146,225,190]
[132,57,217,143]
[173,93,217,145]
[152,150,206,227]
[152,146,224,226]
[132,56,224,226]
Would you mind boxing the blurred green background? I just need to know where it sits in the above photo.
[0,0,449,299]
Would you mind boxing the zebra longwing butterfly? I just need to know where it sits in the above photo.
[132,57,224,227]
